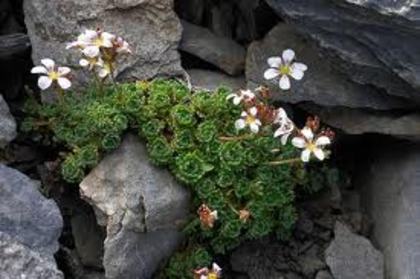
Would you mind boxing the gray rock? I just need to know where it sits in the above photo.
[265,0,420,103]
[315,270,333,279]
[0,232,63,279]
[23,0,183,82]
[357,143,420,279]
[231,239,291,279]
[0,164,63,255]
[0,94,16,148]
[301,104,420,141]
[71,207,104,268]
[325,222,384,279]
[246,23,414,110]
[80,134,190,279]
[176,0,206,25]
[210,2,234,38]
[180,20,246,76]
[188,69,245,92]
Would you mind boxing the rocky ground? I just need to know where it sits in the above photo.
[1,0,420,278]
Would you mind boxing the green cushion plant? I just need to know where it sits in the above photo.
[25,29,335,278]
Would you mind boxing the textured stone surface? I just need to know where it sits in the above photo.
[325,222,384,279]
[0,94,16,148]
[23,0,183,82]
[188,69,245,92]
[357,143,420,279]
[0,232,63,279]
[0,164,63,255]
[265,0,420,103]
[301,104,420,141]
[246,23,413,110]
[80,134,190,279]
[180,20,246,76]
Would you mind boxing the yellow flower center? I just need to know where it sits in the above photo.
[94,37,104,47]
[208,272,218,279]
[48,71,60,80]
[306,141,317,152]
[245,115,256,125]
[279,65,291,75]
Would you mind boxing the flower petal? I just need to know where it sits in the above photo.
[255,119,262,126]
[83,46,100,58]
[226,93,236,100]
[315,136,331,146]
[292,62,308,72]
[301,149,311,162]
[313,148,325,161]
[249,107,258,116]
[279,75,291,90]
[233,96,241,105]
[289,68,304,80]
[301,127,314,141]
[58,66,71,76]
[212,263,222,273]
[241,111,248,117]
[250,123,259,134]
[282,49,295,64]
[31,66,48,74]
[264,68,279,80]
[79,59,89,67]
[57,77,72,90]
[98,68,109,78]
[235,119,246,130]
[38,76,52,90]
[281,133,290,145]
[292,137,306,148]
[274,127,284,138]
[41,58,55,70]
[267,56,282,68]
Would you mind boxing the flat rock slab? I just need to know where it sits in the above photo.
[180,20,246,76]
[0,164,63,255]
[0,94,16,148]
[0,232,63,279]
[265,0,420,103]
[80,134,190,279]
[246,23,413,110]
[357,143,420,279]
[188,69,245,92]
[23,0,183,82]
[325,222,384,279]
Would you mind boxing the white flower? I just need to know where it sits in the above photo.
[273,108,294,145]
[291,127,331,162]
[67,29,115,58]
[264,49,308,90]
[31,58,72,90]
[79,57,104,71]
[226,89,255,105]
[235,107,262,134]
[212,263,222,275]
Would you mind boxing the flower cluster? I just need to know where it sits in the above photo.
[30,28,132,94]
[67,29,131,79]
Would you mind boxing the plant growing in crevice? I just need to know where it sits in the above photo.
[24,30,335,278]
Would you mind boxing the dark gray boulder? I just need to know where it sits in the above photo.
[0,94,16,148]
[0,164,63,255]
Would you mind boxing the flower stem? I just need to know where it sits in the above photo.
[219,134,255,141]
[266,157,302,166]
